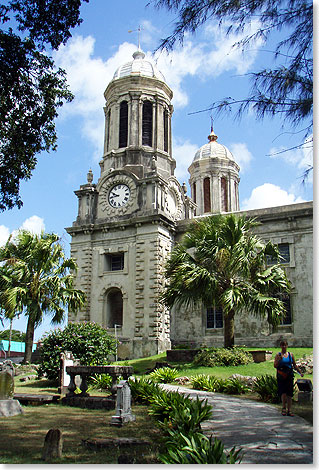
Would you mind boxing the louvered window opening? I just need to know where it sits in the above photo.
[119,101,128,148]
[163,109,168,152]
[203,177,211,213]
[142,101,153,146]
[106,109,111,151]
[221,177,228,212]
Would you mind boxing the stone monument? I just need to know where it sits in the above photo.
[42,428,63,461]
[58,351,80,395]
[0,360,23,417]
[110,380,136,426]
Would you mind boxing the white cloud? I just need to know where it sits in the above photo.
[0,216,46,247]
[241,183,305,210]
[20,216,45,235]
[203,20,264,76]
[0,225,10,246]
[269,136,313,183]
[173,139,199,181]
[52,20,265,155]
[228,142,253,172]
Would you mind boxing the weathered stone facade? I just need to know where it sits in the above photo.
[66,49,313,358]
[173,202,313,348]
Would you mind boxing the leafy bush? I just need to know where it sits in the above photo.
[161,396,212,435]
[190,374,220,392]
[148,389,188,421]
[89,373,113,391]
[219,377,249,395]
[159,431,242,464]
[128,377,161,404]
[38,322,117,381]
[193,347,253,367]
[253,374,280,403]
[191,374,249,395]
[149,367,179,383]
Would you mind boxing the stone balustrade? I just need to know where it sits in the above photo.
[65,365,133,397]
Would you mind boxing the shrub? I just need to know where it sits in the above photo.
[190,374,220,392]
[128,377,161,404]
[149,367,179,383]
[148,390,188,421]
[157,396,212,436]
[193,347,253,367]
[90,373,113,391]
[219,377,249,395]
[253,374,280,403]
[38,322,117,381]
[191,374,249,395]
[159,431,242,464]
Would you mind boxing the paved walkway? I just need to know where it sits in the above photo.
[161,384,313,464]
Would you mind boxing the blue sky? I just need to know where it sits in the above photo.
[0,0,313,341]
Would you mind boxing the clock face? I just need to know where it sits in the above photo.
[108,184,131,208]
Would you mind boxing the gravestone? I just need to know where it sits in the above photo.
[42,429,63,461]
[58,352,80,395]
[110,380,136,426]
[0,360,23,417]
[296,379,313,402]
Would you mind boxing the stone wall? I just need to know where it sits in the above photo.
[173,202,313,348]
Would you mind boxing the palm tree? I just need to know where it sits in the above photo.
[0,230,86,363]
[162,214,291,347]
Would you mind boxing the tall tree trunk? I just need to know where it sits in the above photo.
[23,315,35,363]
[8,317,13,356]
[224,309,235,348]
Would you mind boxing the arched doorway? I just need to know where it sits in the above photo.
[105,288,123,328]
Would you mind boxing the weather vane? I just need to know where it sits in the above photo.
[128,25,142,50]
[210,115,214,132]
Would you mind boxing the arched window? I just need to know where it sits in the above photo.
[105,288,123,328]
[221,177,228,212]
[119,101,128,148]
[163,109,169,152]
[193,182,197,204]
[142,100,153,146]
[106,109,111,151]
[203,177,211,213]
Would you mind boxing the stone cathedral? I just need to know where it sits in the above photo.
[66,49,313,359]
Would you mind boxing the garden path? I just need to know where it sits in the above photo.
[161,384,313,465]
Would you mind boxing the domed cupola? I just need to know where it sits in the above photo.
[188,127,240,215]
[193,129,235,162]
[113,50,166,82]
[100,48,175,180]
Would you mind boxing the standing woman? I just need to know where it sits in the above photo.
[274,340,304,416]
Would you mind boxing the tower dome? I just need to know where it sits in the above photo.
[113,50,165,82]
[188,127,240,215]
[102,47,174,180]
[193,129,235,162]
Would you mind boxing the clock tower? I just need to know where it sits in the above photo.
[66,49,195,358]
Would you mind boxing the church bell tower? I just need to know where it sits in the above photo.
[66,48,195,359]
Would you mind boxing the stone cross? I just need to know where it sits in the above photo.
[110,380,136,426]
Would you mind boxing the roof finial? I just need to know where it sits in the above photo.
[208,117,218,142]
[128,25,142,50]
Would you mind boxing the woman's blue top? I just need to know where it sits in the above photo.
[279,353,293,369]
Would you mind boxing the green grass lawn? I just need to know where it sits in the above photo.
[7,346,312,463]
[118,348,313,380]
[0,403,162,464]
